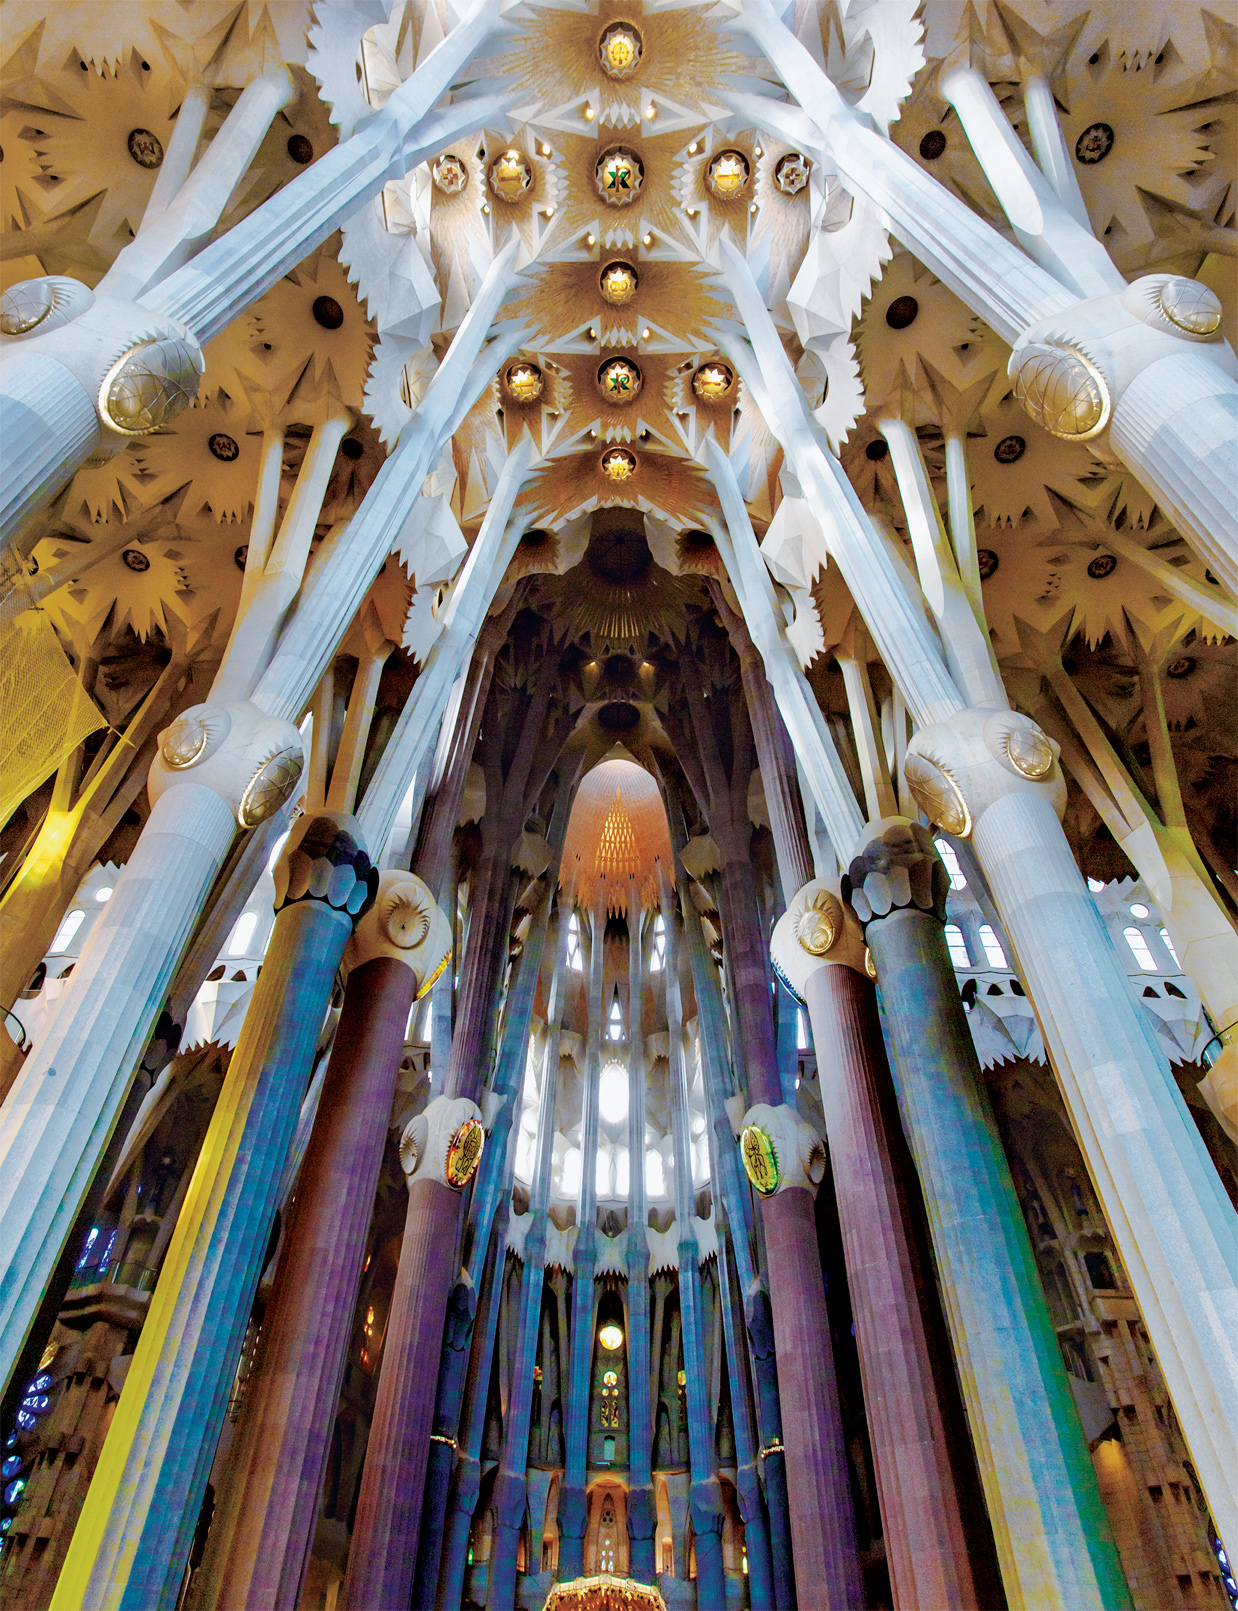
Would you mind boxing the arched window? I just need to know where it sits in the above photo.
[606,993,624,1042]
[599,1062,628,1124]
[1123,926,1157,971]
[935,838,967,888]
[567,912,583,971]
[1159,927,1180,967]
[227,911,258,956]
[560,1147,582,1200]
[50,908,85,953]
[596,1147,613,1199]
[646,1148,666,1198]
[598,1491,619,1573]
[978,925,1008,968]
[944,924,971,967]
[649,912,667,972]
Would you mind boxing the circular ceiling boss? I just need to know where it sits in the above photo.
[488,148,533,203]
[432,152,468,196]
[601,447,637,481]
[774,152,812,196]
[599,261,639,305]
[706,149,750,199]
[596,147,643,207]
[597,357,642,405]
[503,361,544,404]
[692,362,735,402]
[598,20,642,78]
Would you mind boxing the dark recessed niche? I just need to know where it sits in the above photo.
[865,440,889,462]
[919,129,946,160]
[312,295,345,330]
[340,438,364,460]
[597,701,640,733]
[287,133,314,164]
[885,295,919,330]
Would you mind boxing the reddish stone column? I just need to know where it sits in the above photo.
[793,927,978,1609]
[341,1174,463,1610]
[200,873,449,1610]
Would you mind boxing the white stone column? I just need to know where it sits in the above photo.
[901,707,1238,1551]
[0,1,510,537]
[355,437,537,855]
[251,240,526,725]
[706,438,864,855]
[0,701,305,1384]
[723,0,1238,593]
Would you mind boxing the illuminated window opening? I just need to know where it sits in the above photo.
[606,992,624,1042]
[50,909,85,953]
[944,925,971,968]
[646,1149,666,1198]
[599,1061,628,1125]
[227,911,258,956]
[1159,927,1180,967]
[796,1008,809,1050]
[1124,927,1158,972]
[650,912,666,973]
[567,912,583,971]
[935,838,967,889]
[561,1147,582,1199]
[978,925,1008,968]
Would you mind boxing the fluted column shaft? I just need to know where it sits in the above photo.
[714,853,863,1609]
[801,958,977,1609]
[625,895,656,1580]
[52,816,375,1611]
[847,827,1130,1611]
[557,885,606,1580]
[342,1177,464,1610]
[206,951,418,1609]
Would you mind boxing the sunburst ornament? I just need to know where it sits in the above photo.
[504,361,544,404]
[599,262,638,305]
[601,447,637,481]
[692,363,734,403]
[706,150,750,199]
[596,148,643,207]
[598,21,642,79]
[597,358,642,406]
[488,149,533,203]
[432,153,468,196]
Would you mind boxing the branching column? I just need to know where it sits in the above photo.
[843,822,1130,1611]
[773,888,978,1610]
[201,872,448,1611]
[660,864,727,1610]
[557,881,607,1580]
[624,889,656,1581]
[51,815,377,1611]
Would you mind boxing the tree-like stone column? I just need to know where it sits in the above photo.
[773,883,978,1610]
[0,700,304,1389]
[341,1091,486,1610]
[201,872,449,1610]
[51,814,378,1611]
[901,707,1238,1555]
[843,820,1131,1611]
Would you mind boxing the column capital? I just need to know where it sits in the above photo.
[771,878,868,998]
[149,699,305,830]
[346,869,450,991]
[0,276,203,445]
[738,1102,826,1200]
[902,707,1066,841]
[399,1094,485,1192]
[272,812,378,922]
[842,818,950,929]
[1010,274,1235,450]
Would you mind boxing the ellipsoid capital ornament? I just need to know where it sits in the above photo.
[1008,277,1237,449]
[902,708,1066,839]
[348,869,452,994]
[401,1095,486,1190]
[739,1103,827,1199]
[271,811,378,921]
[772,880,869,999]
[149,700,305,830]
